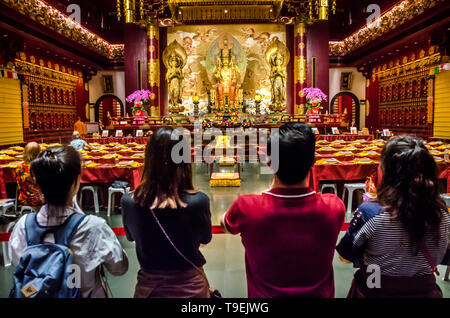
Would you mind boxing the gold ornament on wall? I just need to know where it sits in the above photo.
[148,59,160,87]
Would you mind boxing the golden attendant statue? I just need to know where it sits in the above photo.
[163,40,187,109]
[265,37,290,110]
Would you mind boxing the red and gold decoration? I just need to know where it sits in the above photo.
[368,45,441,137]
[2,0,124,59]
[147,19,161,116]
[329,0,445,57]
[13,52,83,142]
[294,16,307,115]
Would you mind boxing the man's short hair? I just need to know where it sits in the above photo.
[72,131,80,139]
[267,122,315,185]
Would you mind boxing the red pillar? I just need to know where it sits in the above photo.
[307,21,329,112]
[124,23,148,115]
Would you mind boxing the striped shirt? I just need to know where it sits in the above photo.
[353,204,450,277]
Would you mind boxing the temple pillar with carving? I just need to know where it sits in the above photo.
[294,17,307,115]
[147,20,160,116]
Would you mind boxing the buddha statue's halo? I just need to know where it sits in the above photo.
[218,33,234,50]
[162,40,187,69]
[206,33,247,77]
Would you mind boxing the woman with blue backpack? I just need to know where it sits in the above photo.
[8,145,129,298]
[337,136,450,298]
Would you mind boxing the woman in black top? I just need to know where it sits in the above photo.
[121,127,212,298]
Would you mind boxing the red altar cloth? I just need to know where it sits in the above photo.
[0,165,143,198]
[310,163,379,191]
[439,166,450,192]
[316,135,374,141]
[0,168,7,199]
[86,137,149,145]
[81,164,142,190]
[310,162,449,193]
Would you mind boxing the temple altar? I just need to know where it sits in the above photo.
[117,0,349,131]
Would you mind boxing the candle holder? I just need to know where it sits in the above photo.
[254,94,262,115]
[193,95,200,118]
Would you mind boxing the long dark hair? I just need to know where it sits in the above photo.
[377,136,445,246]
[134,127,194,209]
[30,145,81,207]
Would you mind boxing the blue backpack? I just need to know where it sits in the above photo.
[10,212,86,298]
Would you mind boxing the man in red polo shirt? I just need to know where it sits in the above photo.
[221,122,345,298]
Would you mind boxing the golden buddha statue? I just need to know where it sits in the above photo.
[269,53,287,106]
[163,40,187,109]
[166,54,184,106]
[213,46,240,108]
[265,37,290,111]
[207,34,246,112]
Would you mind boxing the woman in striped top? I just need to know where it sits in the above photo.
[337,136,450,298]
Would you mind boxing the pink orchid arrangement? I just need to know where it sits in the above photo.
[127,89,152,116]
[302,87,327,110]
[126,89,152,106]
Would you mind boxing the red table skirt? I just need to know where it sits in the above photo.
[310,163,379,191]
[1,163,449,198]
[316,135,374,142]
[0,165,143,198]
[86,137,149,145]
[80,164,142,190]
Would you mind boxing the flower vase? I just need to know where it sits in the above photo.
[132,112,147,125]
[309,108,320,115]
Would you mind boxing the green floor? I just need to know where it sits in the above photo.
[0,163,449,298]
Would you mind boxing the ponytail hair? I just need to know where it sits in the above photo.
[30,145,81,207]
[377,136,446,246]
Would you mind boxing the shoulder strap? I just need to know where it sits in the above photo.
[25,212,86,247]
[419,244,440,276]
[53,213,87,246]
[149,209,204,275]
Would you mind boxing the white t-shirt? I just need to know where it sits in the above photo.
[9,204,128,298]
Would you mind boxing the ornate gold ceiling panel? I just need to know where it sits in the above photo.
[175,5,275,22]
[167,0,284,22]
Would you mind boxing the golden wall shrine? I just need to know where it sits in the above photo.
[14,52,84,142]
[372,45,440,137]
[167,24,286,113]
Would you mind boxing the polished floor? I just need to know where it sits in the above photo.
[0,163,449,298]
